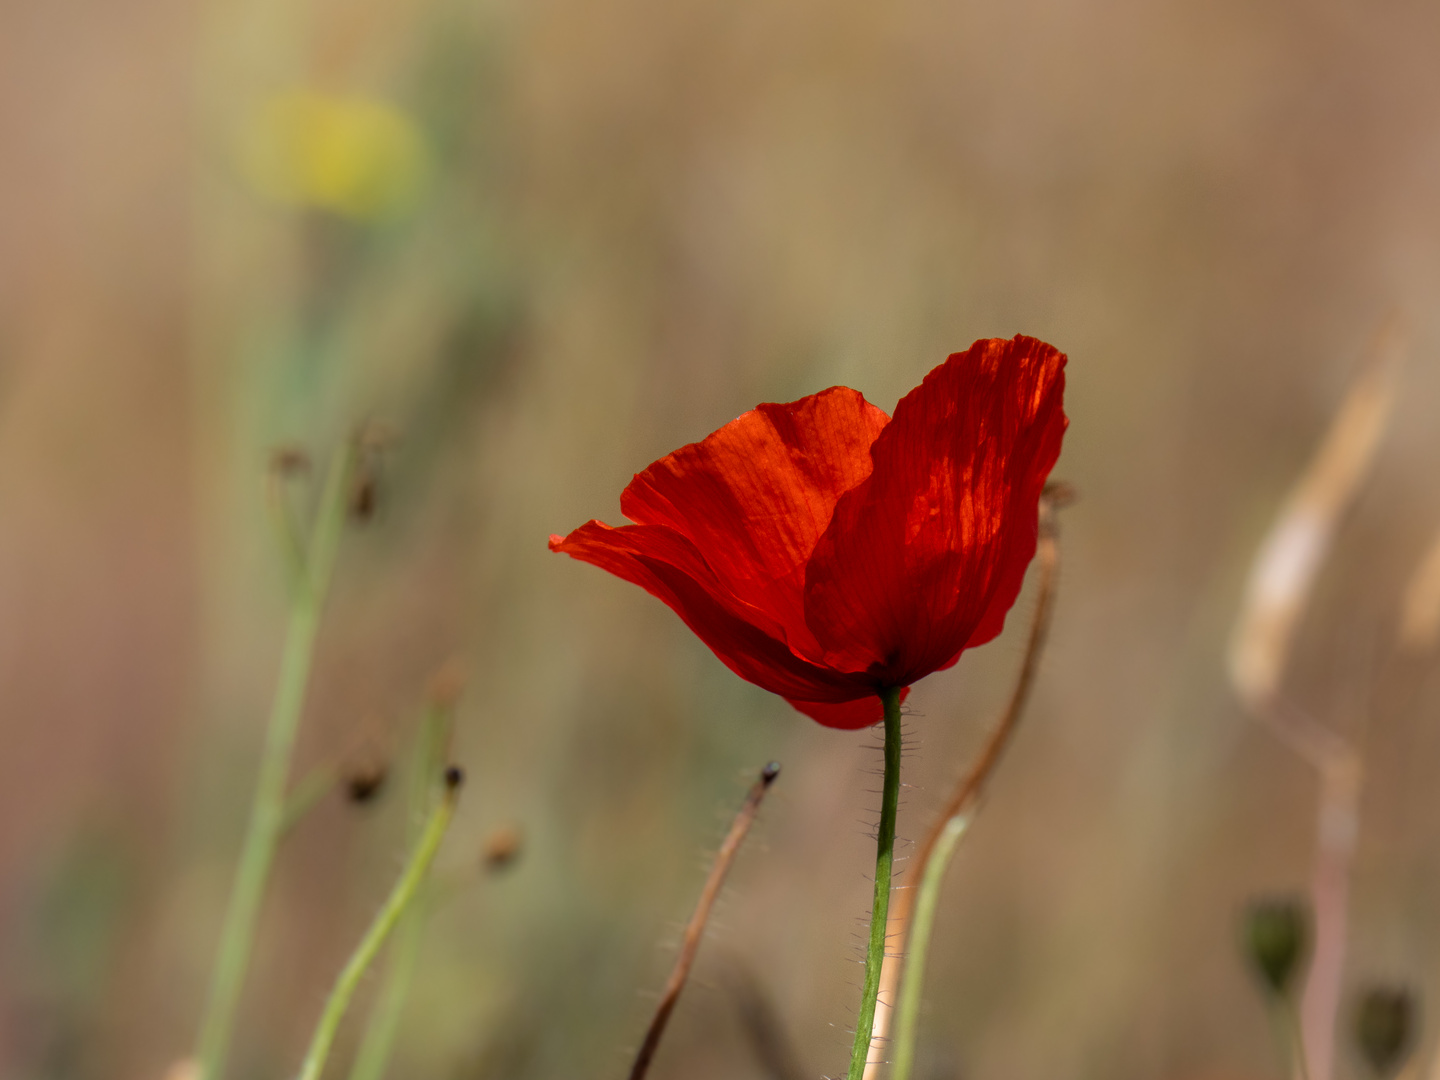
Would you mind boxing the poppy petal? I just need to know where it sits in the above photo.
[550,522,876,703]
[802,336,1067,684]
[618,387,890,664]
[785,686,910,730]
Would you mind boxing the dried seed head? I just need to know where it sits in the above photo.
[350,471,379,522]
[1242,897,1310,997]
[343,764,388,804]
[1042,479,1077,508]
[348,422,398,523]
[482,824,523,871]
[1355,985,1416,1077]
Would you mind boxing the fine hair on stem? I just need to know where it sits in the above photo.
[628,762,781,1080]
[846,688,905,1080]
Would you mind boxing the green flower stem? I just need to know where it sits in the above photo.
[345,891,431,1080]
[1272,996,1312,1080]
[195,446,355,1080]
[847,687,905,1080]
[345,702,457,1080]
[295,771,462,1080]
[890,811,971,1080]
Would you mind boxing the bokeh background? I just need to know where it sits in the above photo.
[3,0,1440,1078]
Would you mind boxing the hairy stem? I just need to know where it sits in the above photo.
[629,762,781,1080]
[195,446,354,1080]
[847,689,904,1080]
[295,770,462,1080]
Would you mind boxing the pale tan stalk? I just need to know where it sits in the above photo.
[1227,321,1403,1080]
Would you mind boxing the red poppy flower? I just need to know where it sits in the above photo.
[550,335,1067,729]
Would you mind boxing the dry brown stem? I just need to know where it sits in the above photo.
[627,762,781,1080]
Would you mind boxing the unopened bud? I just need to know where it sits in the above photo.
[1242,897,1310,997]
[1355,985,1416,1077]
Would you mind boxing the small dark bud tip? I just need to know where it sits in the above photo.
[344,766,388,805]
[1242,896,1310,998]
[1355,985,1416,1077]
[761,761,781,784]
[443,765,464,791]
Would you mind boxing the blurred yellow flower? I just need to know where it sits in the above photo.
[239,90,430,220]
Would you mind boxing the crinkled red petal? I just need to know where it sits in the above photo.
[618,386,889,665]
[802,335,1067,685]
[550,522,876,703]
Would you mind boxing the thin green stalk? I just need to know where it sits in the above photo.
[345,891,432,1080]
[195,446,354,1080]
[295,770,463,1080]
[890,812,971,1080]
[346,702,457,1080]
[1273,996,1312,1080]
[847,688,905,1080]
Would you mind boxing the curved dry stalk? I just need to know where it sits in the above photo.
[628,762,781,1080]
[864,490,1064,1080]
[1227,318,1401,716]
[1225,320,1404,1080]
[1399,525,1440,654]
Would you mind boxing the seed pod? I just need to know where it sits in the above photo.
[1242,897,1310,997]
[1355,985,1416,1077]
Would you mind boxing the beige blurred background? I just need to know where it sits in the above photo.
[2,0,1440,1078]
